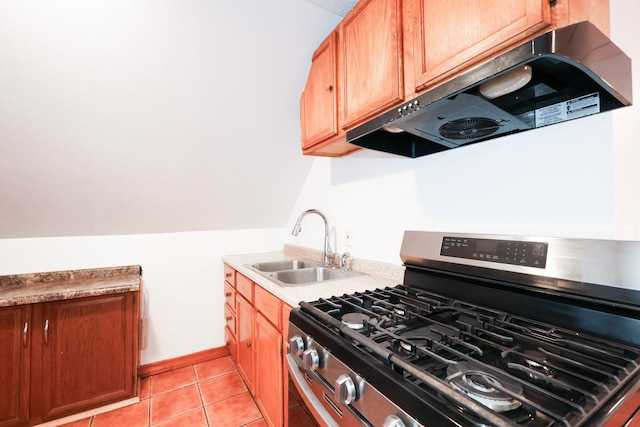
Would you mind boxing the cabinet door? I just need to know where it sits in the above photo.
[255,312,283,427]
[412,0,552,90]
[0,305,30,427]
[30,293,138,422]
[236,293,255,394]
[301,31,339,150]
[341,0,403,128]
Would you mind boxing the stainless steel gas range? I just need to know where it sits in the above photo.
[286,231,640,426]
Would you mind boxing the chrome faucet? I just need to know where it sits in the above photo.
[291,209,333,266]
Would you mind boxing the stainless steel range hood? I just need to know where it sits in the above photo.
[346,21,632,158]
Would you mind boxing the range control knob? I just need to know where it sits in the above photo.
[335,374,357,404]
[302,348,319,371]
[289,335,304,357]
[382,415,406,427]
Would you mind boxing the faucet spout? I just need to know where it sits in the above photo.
[292,209,333,266]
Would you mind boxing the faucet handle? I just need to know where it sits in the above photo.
[341,252,350,271]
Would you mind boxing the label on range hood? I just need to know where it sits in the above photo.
[535,92,601,126]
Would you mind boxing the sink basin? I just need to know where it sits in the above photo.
[249,259,316,272]
[270,267,362,285]
[244,259,363,286]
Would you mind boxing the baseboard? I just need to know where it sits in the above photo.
[138,346,230,378]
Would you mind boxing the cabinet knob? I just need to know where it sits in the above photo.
[326,84,333,92]
[247,341,252,348]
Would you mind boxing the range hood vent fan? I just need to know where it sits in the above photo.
[439,117,500,140]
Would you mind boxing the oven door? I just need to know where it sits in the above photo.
[286,354,337,427]
[287,354,372,427]
[286,355,321,427]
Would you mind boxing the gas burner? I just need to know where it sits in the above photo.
[447,362,523,412]
[342,313,370,330]
[393,304,408,316]
[399,340,419,353]
[523,350,556,378]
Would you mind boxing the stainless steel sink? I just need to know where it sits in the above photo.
[248,259,316,272]
[244,259,363,286]
[269,267,362,285]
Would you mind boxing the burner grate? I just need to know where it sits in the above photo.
[299,284,640,426]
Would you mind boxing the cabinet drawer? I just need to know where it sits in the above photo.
[255,285,281,330]
[224,264,236,287]
[236,274,253,302]
[224,282,236,310]
[224,304,236,336]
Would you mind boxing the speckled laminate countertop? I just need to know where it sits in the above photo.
[0,265,142,307]
[222,245,405,308]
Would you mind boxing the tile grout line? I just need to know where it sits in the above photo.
[193,364,213,427]
[63,358,261,427]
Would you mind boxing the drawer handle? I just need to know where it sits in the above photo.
[225,292,232,297]
[226,316,233,321]
[225,272,232,278]
[23,322,28,348]
[44,319,49,344]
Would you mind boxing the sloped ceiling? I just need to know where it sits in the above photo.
[0,0,342,238]
[304,0,357,16]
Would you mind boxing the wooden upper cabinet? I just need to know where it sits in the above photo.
[301,31,339,150]
[411,0,552,92]
[340,0,404,128]
[299,0,610,157]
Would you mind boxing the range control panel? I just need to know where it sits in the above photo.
[441,236,548,268]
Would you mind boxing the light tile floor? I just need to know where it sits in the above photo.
[60,356,267,427]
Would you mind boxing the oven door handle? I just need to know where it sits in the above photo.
[286,354,339,427]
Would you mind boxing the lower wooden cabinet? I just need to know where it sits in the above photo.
[225,267,287,427]
[0,305,31,427]
[255,312,283,427]
[236,291,255,394]
[0,292,139,427]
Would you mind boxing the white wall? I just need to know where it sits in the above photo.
[0,0,340,238]
[286,0,640,264]
[0,229,285,364]
[611,0,640,240]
